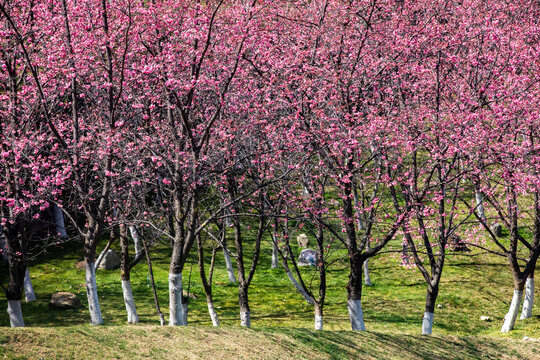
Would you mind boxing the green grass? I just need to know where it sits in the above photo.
[0,227,539,358]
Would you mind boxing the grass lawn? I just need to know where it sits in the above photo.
[0,230,539,359]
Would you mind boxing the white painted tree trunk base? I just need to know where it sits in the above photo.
[271,242,279,269]
[501,290,523,332]
[240,311,251,327]
[520,278,534,320]
[24,268,36,302]
[315,315,323,330]
[422,312,434,335]
[121,280,139,324]
[223,248,237,283]
[363,260,372,286]
[129,226,142,259]
[475,191,486,222]
[348,299,366,331]
[168,273,186,326]
[285,268,314,305]
[207,301,220,327]
[7,300,24,327]
[85,262,103,325]
[183,303,188,325]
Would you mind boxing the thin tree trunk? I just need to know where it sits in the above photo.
[142,236,165,325]
[314,303,323,331]
[422,283,439,335]
[52,203,67,238]
[475,190,486,222]
[23,267,36,302]
[271,241,279,269]
[198,234,220,326]
[84,258,103,325]
[501,288,524,332]
[520,274,534,320]
[120,225,139,324]
[284,264,314,305]
[363,259,372,286]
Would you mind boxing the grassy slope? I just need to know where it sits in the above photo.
[0,230,539,359]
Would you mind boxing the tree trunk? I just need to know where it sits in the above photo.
[475,190,486,222]
[121,280,139,324]
[129,225,142,259]
[314,303,323,331]
[4,227,26,327]
[271,241,279,269]
[501,289,524,332]
[84,258,103,325]
[168,272,185,326]
[223,246,237,283]
[239,284,251,327]
[23,267,36,302]
[207,299,220,327]
[120,225,139,324]
[422,283,439,335]
[284,265,314,305]
[520,275,534,320]
[363,259,372,286]
[7,300,24,327]
[347,258,365,331]
[52,203,68,238]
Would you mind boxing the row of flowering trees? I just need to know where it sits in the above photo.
[1,0,538,334]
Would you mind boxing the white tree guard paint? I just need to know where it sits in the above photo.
[168,273,186,326]
[121,280,139,324]
[240,311,251,327]
[129,226,142,258]
[363,260,372,286]
[271,242,279,269]
[7,300,24,327]
[52,204,67,238]
[521,278,535,320]
[95,247,107,268]
[182,303,188,325]
[422,312,434,335]
[85,262,103,325]
[285,268,314,305]
[475,191,486,221]
[207,301,220,326]
[501,290,523,332]
[223,248,237,283]
[315,315,323,331]
[23,268,36,302]
[348,299,366,331]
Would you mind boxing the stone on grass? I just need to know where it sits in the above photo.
[298,249,319,266]
[449,234,470,252]
[522,336,538,342]
[437,304,443,309]
[97,249,121,270]
[297,234,309,248]
[490,223,502,237]
[49,292,81,309]
[480,316,491,321]
[74,260,86,269]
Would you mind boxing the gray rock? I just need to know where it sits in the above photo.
[449,234,470,252]
[297,234,309,248]
[480,315,491,321]
[437,304,443,309]
[490,223,502,237]
[49,292,81,309]
[298,249,319,266]
[522,336,538,342]
[97,249,121,270]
